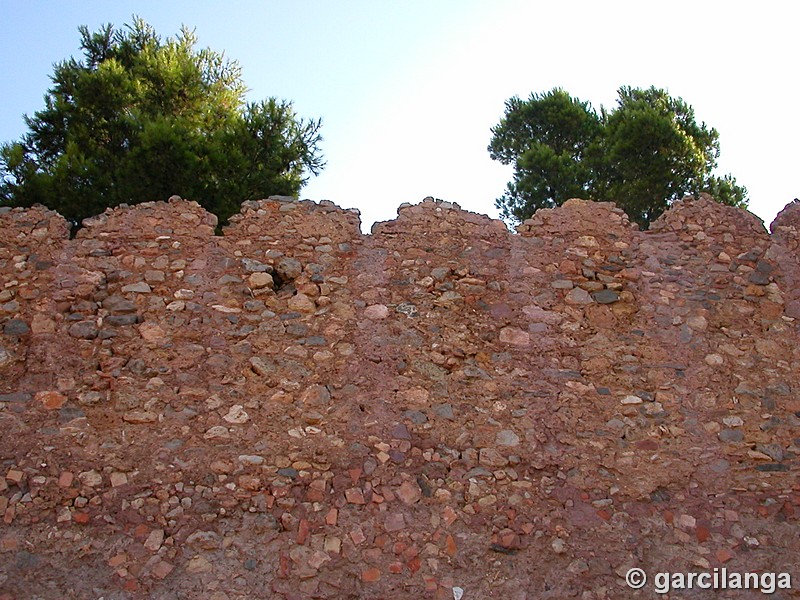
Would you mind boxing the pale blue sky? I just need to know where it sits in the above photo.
[1,1,796,230]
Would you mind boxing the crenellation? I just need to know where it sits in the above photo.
[78,196,218,240]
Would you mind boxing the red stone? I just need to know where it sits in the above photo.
[716,548,735,563]
[5,469,23,484]
[108,554,127,567]
[278,554,290,578]
[696,525,710,542]
[296,518,310,545]
[407,556,422,573]
[445,534,457,557]
[133,524,150,539]
[402,544,419,560]
[361,567,381,582]
[151,561,173,580]
[388,561,404,574]
[349,527,366,545]
[305,488,324,502]
[325,508,338,526]
[396,480,421,505]
[434,588,452,600]
[363,548,382,563]
[345,487,366,504]
[521,522,535,535]
[0,536,18,551]
[635,439,659,451]
[497,528,520,549]
[384,512,405,533]
[73,512,90,524]
[36,390,66,410]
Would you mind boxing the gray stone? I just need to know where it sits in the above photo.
[276,257,302,280]
[0,301,20,313]
[718,429,744,443]
[755,444,784,462]
[59,406,85,423]
[3,319,30,336]
[396,302,419,318]
[591,289,620,304]
[433,404,455,420]
[105,315,139,326]
[0,345,11,367]
[218,274,242,285]
[243,300,266,312]
[0,392,32,403]
[551,279,574,289]
[68,321,99,339]
[390,423,411,440]
[103,296,137,313]
[479,447,509,468]
[402,410,428,424]
[300,384,331,407]
[748,271,770,285]
[121,282,152,293]
[496,429,520,447]
[431,267,450,281]
[565,287,592,304]
[145,270,165,283]
[411,360,448,381]
[754,463,789,472]
[464,467,493,479]
[708,459,730,473]
[242,258,271,273]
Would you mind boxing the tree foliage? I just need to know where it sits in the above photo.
[489,89,602,221]
[489,86,747,228]
[0,18,324,223]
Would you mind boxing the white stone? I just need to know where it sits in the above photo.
[223,405,249,424]
[499,327,530,346]
[364,304,389,319]
[620,395,642,405]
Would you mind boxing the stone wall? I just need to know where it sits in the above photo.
[0,196,798,598]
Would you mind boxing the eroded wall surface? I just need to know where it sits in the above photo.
[1,196,798,598]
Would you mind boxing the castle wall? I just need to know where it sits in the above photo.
[0,196,798,597]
